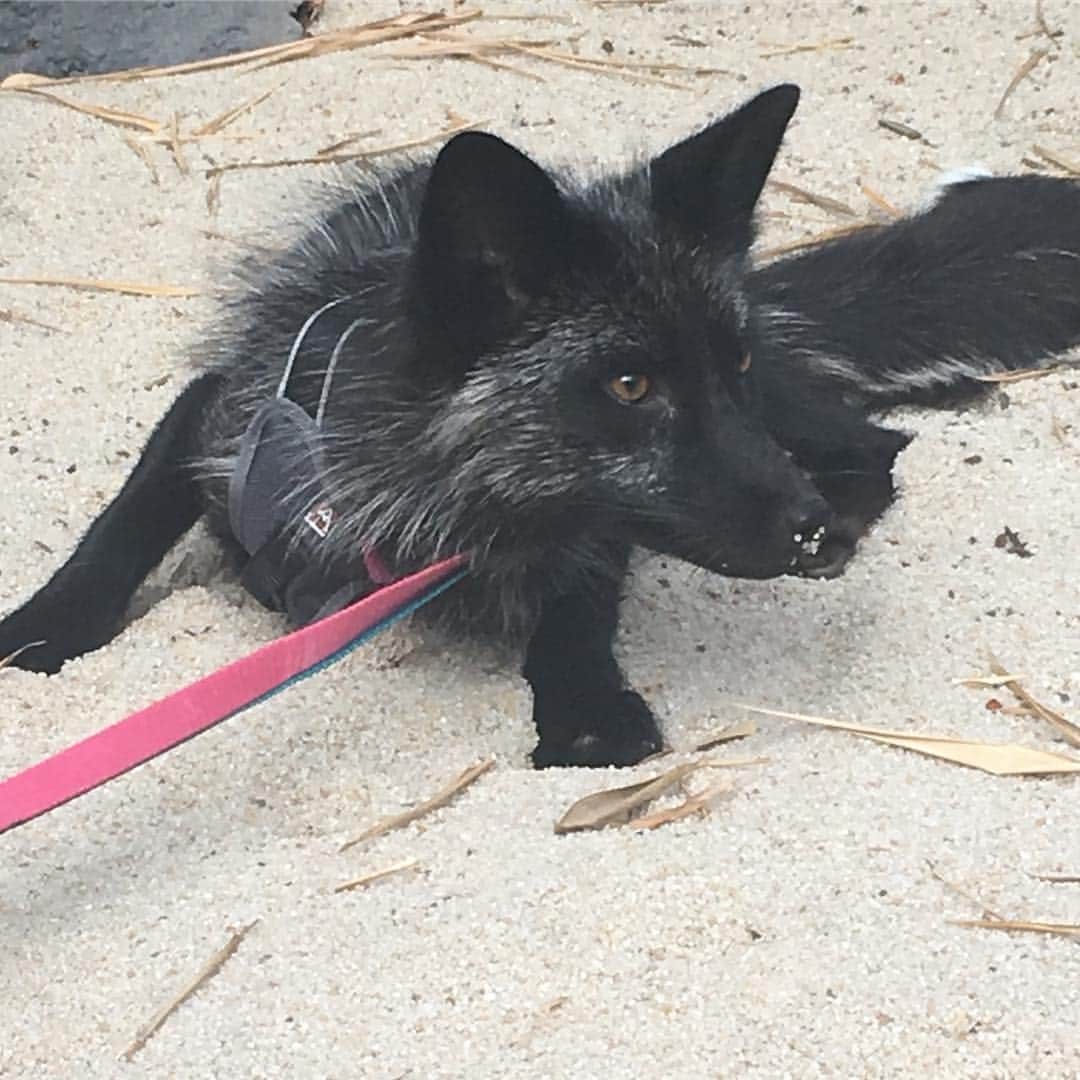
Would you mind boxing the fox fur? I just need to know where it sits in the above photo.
[1,84,1078,768]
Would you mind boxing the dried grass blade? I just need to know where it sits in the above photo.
[994,49,1047,119]
[1029,872,1080,883]
[334,857,419,893]
[0,308,63,334]
[768,180,858,217]
[739,704,1080,775]
[757,222,877,260]
[323,116,485,160]
[0,72,55,89]
[554,757,764,834]
[953,672,1027,688]
[339,757,494,851]
[199,230,280,254]
[252,11,482,72]
[1018,0,1065,44]
[511,45,691,89]
[988,660,1080,749]
[976,365,1063,384]
[206,172,222,216]
[123,134,160,184]
[760,36,853,59]
[168,111,190,176]
[315,129,384,157]
[692,718,757,752]
[483,11,578,21]
[1,10,482,86]
[123,921,258,1061]
[1,641,47,669]
[207,156,322,177]
[192,85,280,137]
[554,762,704,834]
[856,733,1077,774]
[388,32,566,58]
[0,275,198,298]
[7,86,161,131]
[926,859,1004,920]
[512,49,726,74]
[998,704,1039,718]
[951,918,1080,939]
[1035,0,1063,42]
[1031,144,1080,175]
[860,182,902,217]
[632,781,734,830]
[385,32,557,83]
[389,29,710,86]
[466,53,547,82]
[208,117,483,177]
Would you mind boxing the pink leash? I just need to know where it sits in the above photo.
[0,554,467,835]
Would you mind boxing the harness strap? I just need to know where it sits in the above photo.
[229,298,389,627]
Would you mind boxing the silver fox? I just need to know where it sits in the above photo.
[1,85,1078,768]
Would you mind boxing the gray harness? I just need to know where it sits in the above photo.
[227,297,391,626]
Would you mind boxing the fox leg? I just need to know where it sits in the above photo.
[0,373,222,673]
[524,543,663,768]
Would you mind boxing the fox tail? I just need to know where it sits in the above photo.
[749,174,1080,410]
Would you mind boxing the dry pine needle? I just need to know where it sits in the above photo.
[0,275,198,298]
[123,921,258,1060]
[340,757,494,851]
[739,705,1080,775]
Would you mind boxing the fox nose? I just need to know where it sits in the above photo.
[781,495,832,555]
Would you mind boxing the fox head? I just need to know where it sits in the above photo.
[398,84,832,579]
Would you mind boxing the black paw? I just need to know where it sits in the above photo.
[532,689,664,769]
[0,608,76,674]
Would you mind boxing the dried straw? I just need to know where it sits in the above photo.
[334,857,419,893]
[340,757,495,851]
[123,922,258,1060]
[768,179,857,218]
[0,275,198,298]
[0,10,482,87]
[994,49,1047,119]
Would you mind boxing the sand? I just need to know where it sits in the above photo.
[1,2,1079,1077]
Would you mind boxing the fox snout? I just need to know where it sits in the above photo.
[700,424,838,579]
[776,489,833,566]
[632,466,837,581]
[739,476,836,577]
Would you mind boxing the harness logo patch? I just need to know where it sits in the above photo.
[304,503,335,539]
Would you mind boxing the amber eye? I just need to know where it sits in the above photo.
[608,373,651,404]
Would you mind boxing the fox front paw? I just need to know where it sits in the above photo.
[0,605,85,674]
[531,689,664,769]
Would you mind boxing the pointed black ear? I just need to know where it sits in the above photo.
[650,84,800,250]
[413,132,568,357]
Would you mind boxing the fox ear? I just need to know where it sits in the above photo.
[414,131,568,355]
[650,84,800,250]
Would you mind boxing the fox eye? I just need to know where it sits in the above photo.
[607,373,651,404]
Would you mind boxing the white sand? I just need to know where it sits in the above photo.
[2,2,1079,1076]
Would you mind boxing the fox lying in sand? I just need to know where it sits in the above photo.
[1,85,1078,768]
